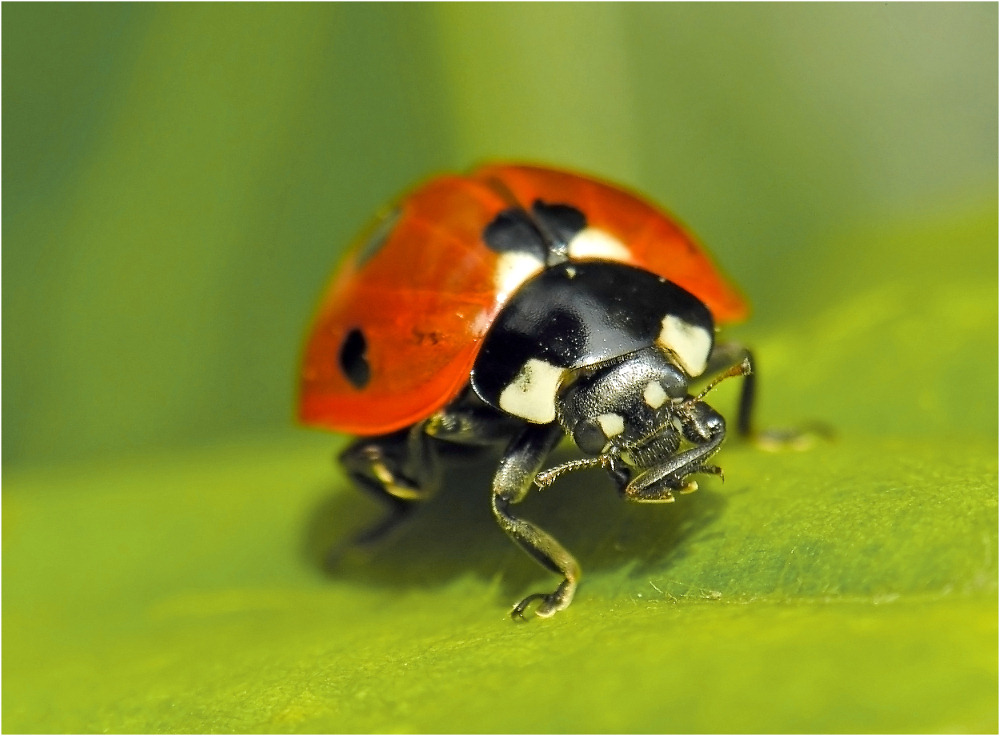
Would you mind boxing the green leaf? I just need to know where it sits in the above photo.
[4,432,996,732]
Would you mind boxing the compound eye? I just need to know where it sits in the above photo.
[660,365,689,399]
[572,418,608,455]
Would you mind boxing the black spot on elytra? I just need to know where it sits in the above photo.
[482,201,587,264]
[339,328,370,389]
[532,200,586,244]
[483,209,547,261]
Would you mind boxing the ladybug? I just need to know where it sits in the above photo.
[299,164,759,619]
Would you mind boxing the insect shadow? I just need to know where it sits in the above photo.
[301,446,731,605]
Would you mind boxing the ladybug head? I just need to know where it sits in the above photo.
[552,346,735,494]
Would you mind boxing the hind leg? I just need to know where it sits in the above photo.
[339,421,442,547]
[339,395,524,547]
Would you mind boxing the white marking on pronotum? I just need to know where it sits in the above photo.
[493,251,545,302]
[657,314,711,377]
[498,358,565,423]
[596,412,626,438]
[567,227,632,262]
[643,380,668,409]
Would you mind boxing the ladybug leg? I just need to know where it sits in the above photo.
[338,421,441,547]
[337,397,520,552]
[706,342,832,451]
[622,431,727,503]
[490,422,581,620]
[424,398,523,446]
[604,454,633,494]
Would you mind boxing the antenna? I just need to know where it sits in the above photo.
[692,357,752,403]
[535,454,613,489]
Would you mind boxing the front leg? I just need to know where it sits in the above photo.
[490,422,579,619]
[623,413,727,503]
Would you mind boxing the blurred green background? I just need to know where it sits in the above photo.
[4,2,995,468]
[4,3,997,733]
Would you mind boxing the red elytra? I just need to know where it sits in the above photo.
[298,164,748,436]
